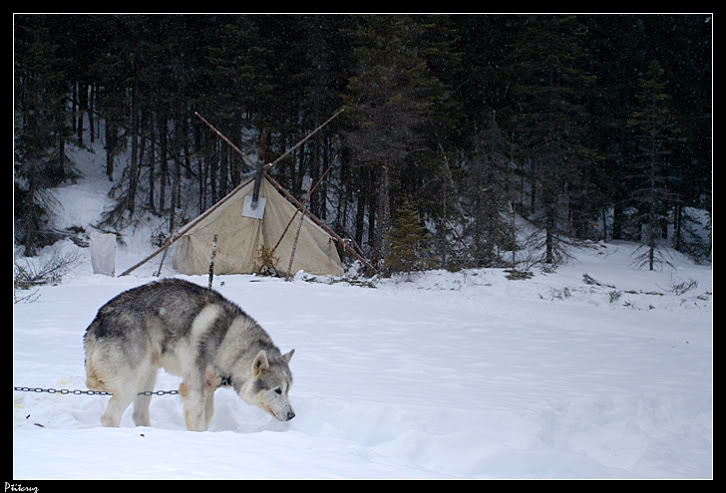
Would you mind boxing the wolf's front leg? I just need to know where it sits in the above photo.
[179,380,207,431]
[204,370,220,429]
[204,390,215,429]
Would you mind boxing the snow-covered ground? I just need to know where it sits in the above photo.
[13,144,712,479]
[13,242,712,479]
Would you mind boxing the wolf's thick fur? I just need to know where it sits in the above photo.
[83,279,295,431]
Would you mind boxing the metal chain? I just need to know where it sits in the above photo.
[13,386,179,396]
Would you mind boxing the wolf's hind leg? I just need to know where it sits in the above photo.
[101,389,136,427]
[132,368,158,427]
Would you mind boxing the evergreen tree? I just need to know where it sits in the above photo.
[503,15,598,266]
[385,200,430,275]
[463,109,514,267]
[626,60,680,271]
[14,16,79,255]
[13,14,711,269]
[345,16,441,267]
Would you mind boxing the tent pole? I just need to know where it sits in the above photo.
[263,108,344,172]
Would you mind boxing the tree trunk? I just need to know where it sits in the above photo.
[338,145,350,231]
[230,111,242,187]
[71,81,78,134]
[171,153,180,233]
[544,198,556,265]
[198,153,206,214]
[529,157,536,215]
[23,159,38,256]
[355,184,366,249]
[77,81,87,147]
[88,83,95,144]
[612,202,624,240]
[319,137,330,221]
[367,186,377,252]
[105,119,116,181]
[219,140,229,198]
[159,116,168,211]
[148,115,156,212]
[309,139,320,218]
[373,163,391,270]
[209,143,218,205]
[674,203,683,251]
[127,83,139,215]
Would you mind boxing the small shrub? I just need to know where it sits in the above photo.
[14,248,81,290]
[505,269,534,281]
[608,290,623,304]
[13,248,81,303]
[255,245,280,277]
[670,278,698,296]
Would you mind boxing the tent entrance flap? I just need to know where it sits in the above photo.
[242,196,266,219]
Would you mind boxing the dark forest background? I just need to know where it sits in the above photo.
[14,14,712,273]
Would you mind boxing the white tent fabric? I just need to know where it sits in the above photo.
[172,176,344,276]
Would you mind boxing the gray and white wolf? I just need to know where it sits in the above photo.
[83,278,295,431]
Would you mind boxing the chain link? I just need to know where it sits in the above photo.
[13,386,179,396]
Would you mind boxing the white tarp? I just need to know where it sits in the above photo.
[90,232,116,276]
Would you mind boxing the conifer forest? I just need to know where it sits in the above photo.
[14,14,712,273]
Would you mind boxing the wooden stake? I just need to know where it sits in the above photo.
[208,234,218,289]
[285,210,306,281]
[155,224,179,277]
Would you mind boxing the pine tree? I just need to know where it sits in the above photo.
[463,109,514,267]
[14,15,79,255]
[344,16,439,267]
[385,200,430,275]
[504,15,598,266]
[627,60,680,271]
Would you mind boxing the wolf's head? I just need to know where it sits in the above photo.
[239,348,295,421]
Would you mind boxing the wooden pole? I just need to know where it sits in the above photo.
[194,112,256,170]
[285,209,306,281]
[263,108,344,171]
[195,108,343,174]
[208,234,218,289]
[155,224,179,277]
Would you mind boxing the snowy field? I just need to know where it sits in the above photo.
[13,144,712,478]
[13,243,712,479]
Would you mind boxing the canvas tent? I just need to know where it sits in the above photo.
[172,175,344,276]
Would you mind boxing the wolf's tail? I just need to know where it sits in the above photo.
[85,362,109,391]
[83,329,109,391]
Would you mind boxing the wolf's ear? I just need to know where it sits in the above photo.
[252,350,269,375]
[282,349,295,364]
